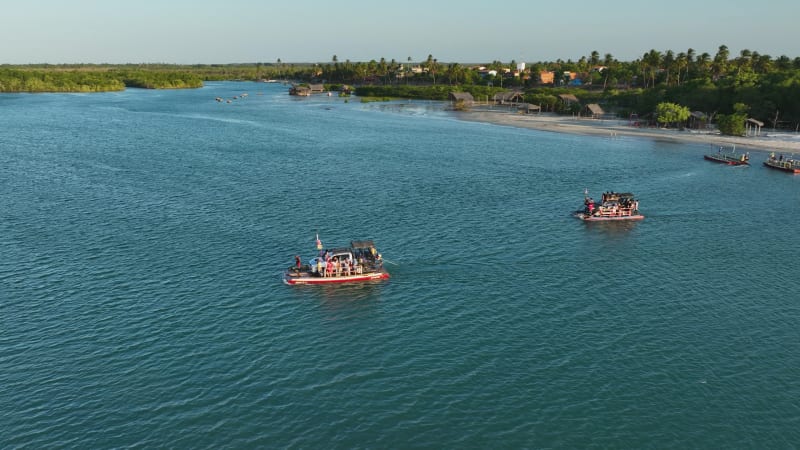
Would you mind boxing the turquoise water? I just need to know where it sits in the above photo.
[2,82,800,448]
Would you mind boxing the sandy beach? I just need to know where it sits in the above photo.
[456,105,800,153]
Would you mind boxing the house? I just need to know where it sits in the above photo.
[539,71,555,85]
[449,92,474,107]
[584,103,604,119]
[493,91,523,105]
[309,84,325,93]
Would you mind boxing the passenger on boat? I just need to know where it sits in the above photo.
[316,258,323,275]
[326,259,333,277]
[295,255,301,268]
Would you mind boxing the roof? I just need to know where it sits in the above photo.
[558,94,579,102]
[747,118,764,126]
[449,92,474,102]
[351,240,376,249]
[585,103,604,115]
[493,91,523,101]
[690,111,707,119]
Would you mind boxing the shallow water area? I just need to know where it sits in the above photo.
[2,82,800,448]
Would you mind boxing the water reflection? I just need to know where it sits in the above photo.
[287,281,387,321]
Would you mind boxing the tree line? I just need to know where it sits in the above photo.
[0,66,202,92]
[3,46,800,130]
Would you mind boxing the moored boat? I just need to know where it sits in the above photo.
[574,190,644,222]
[763,152,800,174]
[283,238,390,285]
[704,145,749,165]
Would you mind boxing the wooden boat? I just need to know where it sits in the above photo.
[763,153,800,174]
[704,145,749,165]
[575,190,644,222]
[283,239,390,285]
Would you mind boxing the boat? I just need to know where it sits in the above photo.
[763,152,800,174]
[574,190,644,222]
[283,239,390,285]
[704,145,749,165]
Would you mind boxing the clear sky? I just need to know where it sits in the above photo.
[3,0,799,65]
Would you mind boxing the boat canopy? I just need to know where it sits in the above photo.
[351,240,376,249]
[601,192,636,202]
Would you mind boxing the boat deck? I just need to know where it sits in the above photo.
[283,270,389,285]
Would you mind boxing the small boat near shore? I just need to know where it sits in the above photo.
[763,152,800,174]
[283,238,390,285]
[574,190,644,222]
[704,145,749,165]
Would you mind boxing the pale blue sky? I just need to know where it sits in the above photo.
[3,0,799,64]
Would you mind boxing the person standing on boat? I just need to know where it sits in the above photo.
[295,255,301,268]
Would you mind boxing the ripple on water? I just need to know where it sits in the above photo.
[3,84,800,448]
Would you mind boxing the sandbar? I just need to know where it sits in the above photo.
[454,105,800,153]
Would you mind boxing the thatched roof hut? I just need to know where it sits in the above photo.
[519,103,541,114]
[493,91,523,105]
[584,103,604,118]
[449,92,474,105]
[558,93,579,104]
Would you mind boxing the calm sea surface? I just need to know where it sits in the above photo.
[2,82,800,449]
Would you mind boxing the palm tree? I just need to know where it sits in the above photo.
[753,53,773,73]
[663,50,675,85]
[643,49,662,88]
[775,55,792,70]
[676,52,687,85]
[590,50,600,66]
[735,49,752,75]
[712,45,729,79]
[378,57,388,84]
[697,52,712,78]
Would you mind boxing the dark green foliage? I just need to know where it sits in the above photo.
[0,68,125,92]
[717,103,749,135]
[116,70,203,89]
[354,84,506,101]
[5,50,800,128]
[717,112,747,135]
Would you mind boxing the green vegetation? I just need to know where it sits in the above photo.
[0,65,209,92]
[656,102,691,128]
[0,68,125,92]
[117,70,202,89]
[3,46,800,132]
[717,103,749,136]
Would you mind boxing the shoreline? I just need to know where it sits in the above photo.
[453,105,800,153]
